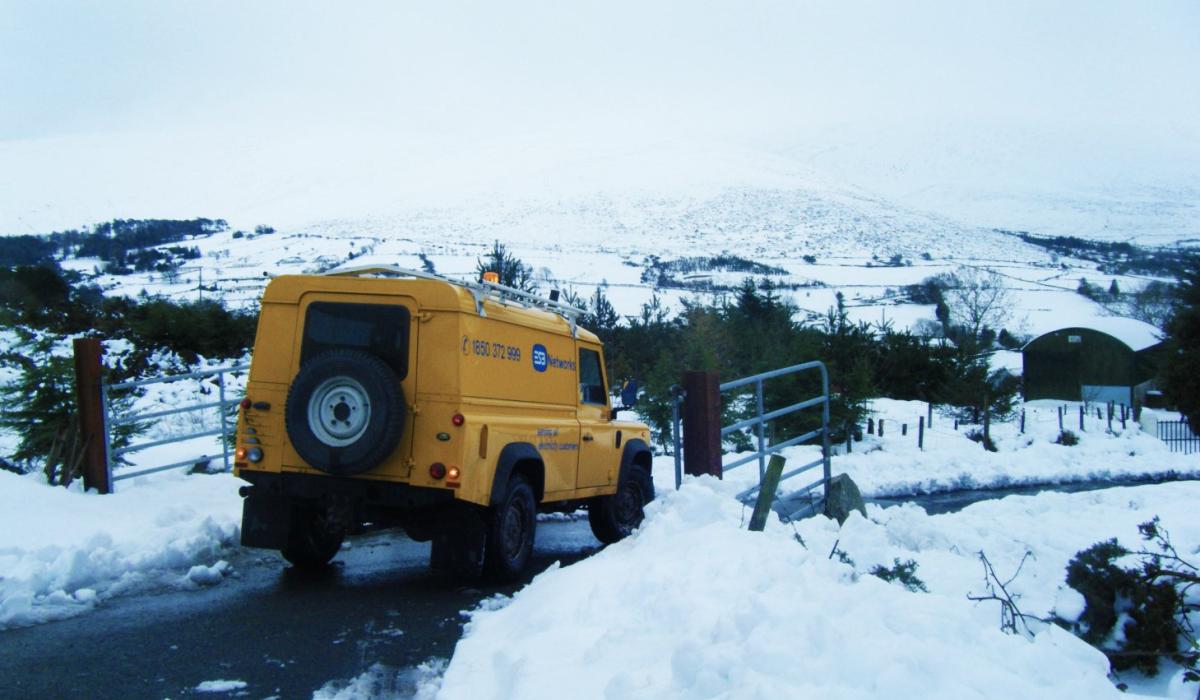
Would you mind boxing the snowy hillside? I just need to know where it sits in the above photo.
[38,185,1172,352]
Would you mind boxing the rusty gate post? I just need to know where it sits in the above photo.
[681,370,722,479]
[73,338,110,494]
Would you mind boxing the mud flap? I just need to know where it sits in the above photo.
[429,504,487,578]
[240,492,291,550]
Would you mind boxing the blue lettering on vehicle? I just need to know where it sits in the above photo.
[531,343,576,373]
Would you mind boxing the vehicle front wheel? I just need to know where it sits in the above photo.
[281,506,344,569]
[589,464,653,544]
[483,474,536,581]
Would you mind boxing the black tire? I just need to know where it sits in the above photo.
[281,506,344,569]
[589,463,653,544]
[285,349,405,476]
[483,474,537,581]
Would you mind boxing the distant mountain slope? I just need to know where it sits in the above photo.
[310,186,1045,264]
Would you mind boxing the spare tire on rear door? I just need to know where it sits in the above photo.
[285,349,405,475]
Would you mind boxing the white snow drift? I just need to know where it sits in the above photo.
[0,469,242,629]
[436,478,1200,699]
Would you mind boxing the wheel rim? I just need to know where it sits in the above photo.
[500,499,529,562]
[307,376,371,447]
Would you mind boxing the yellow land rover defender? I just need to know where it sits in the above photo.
[234,266,654,580]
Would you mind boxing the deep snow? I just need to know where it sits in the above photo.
[433,477,1200,699]
[0,469,242,629]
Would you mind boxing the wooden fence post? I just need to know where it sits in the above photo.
[918,416,925,450]
[73,338,110,494]
[748,455,786,532]
[681,370,722,479]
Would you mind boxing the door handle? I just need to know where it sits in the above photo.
[582,434,594,442]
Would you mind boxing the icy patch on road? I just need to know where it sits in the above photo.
[195,679,248,693]
[313,659,447,700]
[0,469,243,629]
[436,477,1200,698]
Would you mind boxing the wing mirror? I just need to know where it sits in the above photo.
[610,379,639,419]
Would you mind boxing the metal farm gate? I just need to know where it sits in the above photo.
[102,364,248,488]
[672,361,832,520]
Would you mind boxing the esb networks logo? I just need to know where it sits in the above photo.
[531,344,576,373]
[532,344,548,372]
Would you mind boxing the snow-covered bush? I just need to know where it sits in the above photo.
[1060,517,1199,681]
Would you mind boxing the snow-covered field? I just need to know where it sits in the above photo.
[715,399,1200,500]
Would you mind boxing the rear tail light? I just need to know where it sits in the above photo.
[236,446,263,463]
[429,462,447,480]
[447,466,460,481]
[452,413,465,426]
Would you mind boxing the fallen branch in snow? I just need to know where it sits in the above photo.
[967,550,1049,638]
[1061,517,1200,680]
[828,538,855,567]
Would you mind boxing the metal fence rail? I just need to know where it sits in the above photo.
[1158,418,1200,455]
[102,364,249,488]
[669,362,832,515]
[719,362,831,518]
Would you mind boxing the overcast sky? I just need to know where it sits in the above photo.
[2,2,1197,235]
[3,1,1197,142]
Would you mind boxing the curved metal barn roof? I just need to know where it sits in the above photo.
[1025,317,1164,352]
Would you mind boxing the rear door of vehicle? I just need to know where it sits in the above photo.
[284,293,419,475]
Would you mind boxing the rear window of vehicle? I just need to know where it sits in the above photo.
[301,302,410,378]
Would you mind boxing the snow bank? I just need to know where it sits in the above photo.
[711,399,1199,499]
[313,661,446,700]
[437,476,1200,699]
[0,470,243,629]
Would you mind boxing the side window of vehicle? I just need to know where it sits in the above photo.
[301,302,410,379]
[578,348,607,405]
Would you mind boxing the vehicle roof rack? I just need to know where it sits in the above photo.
[325,264,588,334]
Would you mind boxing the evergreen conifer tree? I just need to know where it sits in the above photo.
[1162,258,1200,432]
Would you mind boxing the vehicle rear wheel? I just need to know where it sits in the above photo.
[483,474,536,581]
[281,506,344,569]
[284,349,405,476]
[589,463,653,544]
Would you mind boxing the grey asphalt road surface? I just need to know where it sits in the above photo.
[0,518,600,700]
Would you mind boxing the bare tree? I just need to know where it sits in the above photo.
[944,266,1012,339]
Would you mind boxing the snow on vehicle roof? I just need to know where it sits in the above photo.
[1027,316,1164,352]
